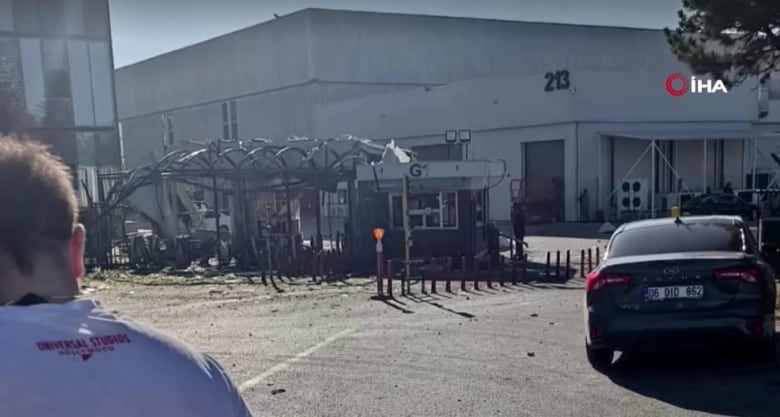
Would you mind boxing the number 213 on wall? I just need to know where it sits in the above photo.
[544,70,571,92]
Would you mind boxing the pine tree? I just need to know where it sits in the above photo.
[665,0,780,88]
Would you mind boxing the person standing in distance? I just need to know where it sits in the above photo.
[0,136,254,417]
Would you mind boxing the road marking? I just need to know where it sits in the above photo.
[239,328,357,392]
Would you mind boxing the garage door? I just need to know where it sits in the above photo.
[524,140,565,222]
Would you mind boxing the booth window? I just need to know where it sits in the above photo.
[390,191,458,229]
[474,190,486,225]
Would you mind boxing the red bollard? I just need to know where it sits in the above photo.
[386,260,393,297]
[460,256,467,291]
[445,257,452,292]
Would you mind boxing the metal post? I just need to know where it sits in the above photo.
[565,250,571,280]
[651,139,656,218]
[580,249,585,278]
[473,257,480,290]
[376,242,384,297]
[545,252,551,278]
[752,138,757,194]
[445,257,452,292]
[588,248,593,272]
[431,258,437,294]
[555,251,561,278]
[402,175,411,284]
[386,260,393,297]
[703,139,708,192]
[597,134,603,214]
[460,256,467,291]
[487,256,493,289]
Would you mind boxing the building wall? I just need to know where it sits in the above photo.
[306,9,678,85]
[116,8,680,121]
[0,0,120,207]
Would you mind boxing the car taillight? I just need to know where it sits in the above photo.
[713,267,760,284]
[585,271,631,292]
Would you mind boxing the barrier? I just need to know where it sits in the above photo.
[587,248,593,273]
[445,257,453,293]
[461,256,467,291]
[386,260,393,297]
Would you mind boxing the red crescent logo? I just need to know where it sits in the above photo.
[665,73,689,97]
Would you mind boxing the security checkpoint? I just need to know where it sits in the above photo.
[351,153,511,297]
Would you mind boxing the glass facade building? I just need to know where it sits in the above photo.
[0,0,120,207]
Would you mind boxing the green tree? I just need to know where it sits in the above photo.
[665,0,780,88]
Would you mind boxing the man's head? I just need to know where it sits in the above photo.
[0,135,84,303]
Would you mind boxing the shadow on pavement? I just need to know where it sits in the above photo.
[404,293,476,319]
[607,344,780,417]
[371,296,414,314]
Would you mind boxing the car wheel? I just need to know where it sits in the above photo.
[586,345,614,371]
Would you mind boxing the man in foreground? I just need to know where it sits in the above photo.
[0,136,253,416]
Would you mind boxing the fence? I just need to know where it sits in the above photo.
[376,245,606,298]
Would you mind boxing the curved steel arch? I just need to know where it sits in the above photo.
[276,146,314,169]
[239,146,283,170]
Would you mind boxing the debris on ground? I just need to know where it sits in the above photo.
[271,388,286,395]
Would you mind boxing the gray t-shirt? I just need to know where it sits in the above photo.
[0,298,253,417]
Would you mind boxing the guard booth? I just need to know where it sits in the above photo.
[351,159,506,271]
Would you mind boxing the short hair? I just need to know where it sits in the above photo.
[0,135,78,273]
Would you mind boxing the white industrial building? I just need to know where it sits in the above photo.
[115,8,780,227]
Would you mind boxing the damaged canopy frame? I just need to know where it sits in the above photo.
[91,136,389,269]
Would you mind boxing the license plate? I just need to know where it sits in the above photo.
[644,285,703,301]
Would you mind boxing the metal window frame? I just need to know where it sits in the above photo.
[388,190,459,231]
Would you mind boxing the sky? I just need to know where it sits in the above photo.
[108,0,685,68]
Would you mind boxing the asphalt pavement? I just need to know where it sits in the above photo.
[90,273,780,417]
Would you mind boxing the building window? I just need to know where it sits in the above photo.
[222,100,238,140]
[390,191,458,230]
[162,113,173,146]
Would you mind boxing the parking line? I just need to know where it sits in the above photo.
[238,328,357,392]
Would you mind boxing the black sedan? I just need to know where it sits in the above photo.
[681,193,758,220]
[584,216,776,370]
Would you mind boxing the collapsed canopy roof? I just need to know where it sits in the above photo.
[101,136,405,209]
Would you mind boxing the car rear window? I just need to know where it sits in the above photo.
[608,222,748,258]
